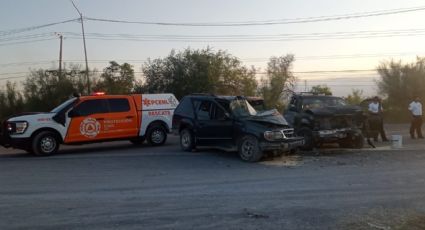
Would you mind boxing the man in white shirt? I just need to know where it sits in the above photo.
[368,96,388,142]
[408,96,423,139]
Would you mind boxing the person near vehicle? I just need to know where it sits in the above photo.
[368,96,388,141]
[408,96,423,139]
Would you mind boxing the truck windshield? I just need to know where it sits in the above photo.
[50,98,78,113]
[302,97,347,110]
[230,99,258,117]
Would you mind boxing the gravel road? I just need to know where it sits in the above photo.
[1,125,425,230]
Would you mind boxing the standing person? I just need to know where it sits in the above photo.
[368,96,388,142]
[408,96,423,139]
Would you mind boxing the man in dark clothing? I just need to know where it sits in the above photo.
[408,96,423,139]
[368,96,388,142]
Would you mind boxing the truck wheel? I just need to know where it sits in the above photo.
[238,135,263,162]
[297,127,314,150]
[31,131,59,156]
[146,124,167,146]
[180,129,195,151]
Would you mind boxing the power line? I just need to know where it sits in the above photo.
[0,68,377,77]
[84,5,425,27]
[3,27,425,47]
[61,29,425,42]
[1,50,420,67]
[0,38,56,47]
[0,18,79,37]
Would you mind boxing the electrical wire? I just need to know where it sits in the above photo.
[0,18,79,37]
[59,28,425,42]
[84,5,425,27]
[0,38,56,47]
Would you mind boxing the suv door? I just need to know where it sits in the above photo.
[194,99,233,146]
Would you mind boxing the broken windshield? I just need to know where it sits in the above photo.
[302,97,347,110]
[230,99,258,117]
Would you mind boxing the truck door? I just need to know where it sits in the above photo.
[64,97,138,143]
[104,97,139,138]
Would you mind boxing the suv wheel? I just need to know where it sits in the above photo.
[238,135,263,162]
[32,131,59,156]
[146,124,167,146]
[180,129,195,151]
[297,127,314,150]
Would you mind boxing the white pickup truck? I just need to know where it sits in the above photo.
[0,93,178,156]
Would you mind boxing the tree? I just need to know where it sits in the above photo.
[94,61,135,94]
[259,54,295,110]
[376,57,425,121]
[23,69,76,111]
[0,81,25,121]
[23,65,96,112]
[310,84,332,95]
[141,48,257,99]
[345,89,364,105]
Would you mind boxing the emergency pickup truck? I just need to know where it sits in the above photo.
[0,93,179,156]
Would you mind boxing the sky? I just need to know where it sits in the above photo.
[1,0,425,96]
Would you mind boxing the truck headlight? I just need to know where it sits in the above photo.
[264,131,284,141]
[7,121,28,134]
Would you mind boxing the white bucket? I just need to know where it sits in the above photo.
[391,135,403,149]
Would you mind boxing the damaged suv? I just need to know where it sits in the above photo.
[172,94,304,162]
[284,93,364,150]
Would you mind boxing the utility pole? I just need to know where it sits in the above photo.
[71,0,90,94]
[56,33,63,79]
[304,80,307,91]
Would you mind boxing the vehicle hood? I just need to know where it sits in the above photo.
[306,105,362,117]
[243,109,289,126]
[7,112,55,122]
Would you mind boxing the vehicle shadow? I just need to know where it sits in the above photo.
[0,142,170,159]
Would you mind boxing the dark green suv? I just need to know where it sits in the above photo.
[172,94,305,162]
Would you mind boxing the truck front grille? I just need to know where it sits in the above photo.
[282,128,295,138]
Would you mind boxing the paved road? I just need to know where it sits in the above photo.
[1,134,425,229]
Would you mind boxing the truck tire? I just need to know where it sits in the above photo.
[238,135,263,162]
[146,124,167,146]
[31,131,59,156]
[180,128,195,151]
[297,127,314,150]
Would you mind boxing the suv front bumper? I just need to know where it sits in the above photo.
[260,137,305,151]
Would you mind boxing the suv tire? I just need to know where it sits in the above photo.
[180,129,195,151]
[297,127,314,150]
[32,131,59,156]
[238,135,263,162]
[146,124,167,146]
